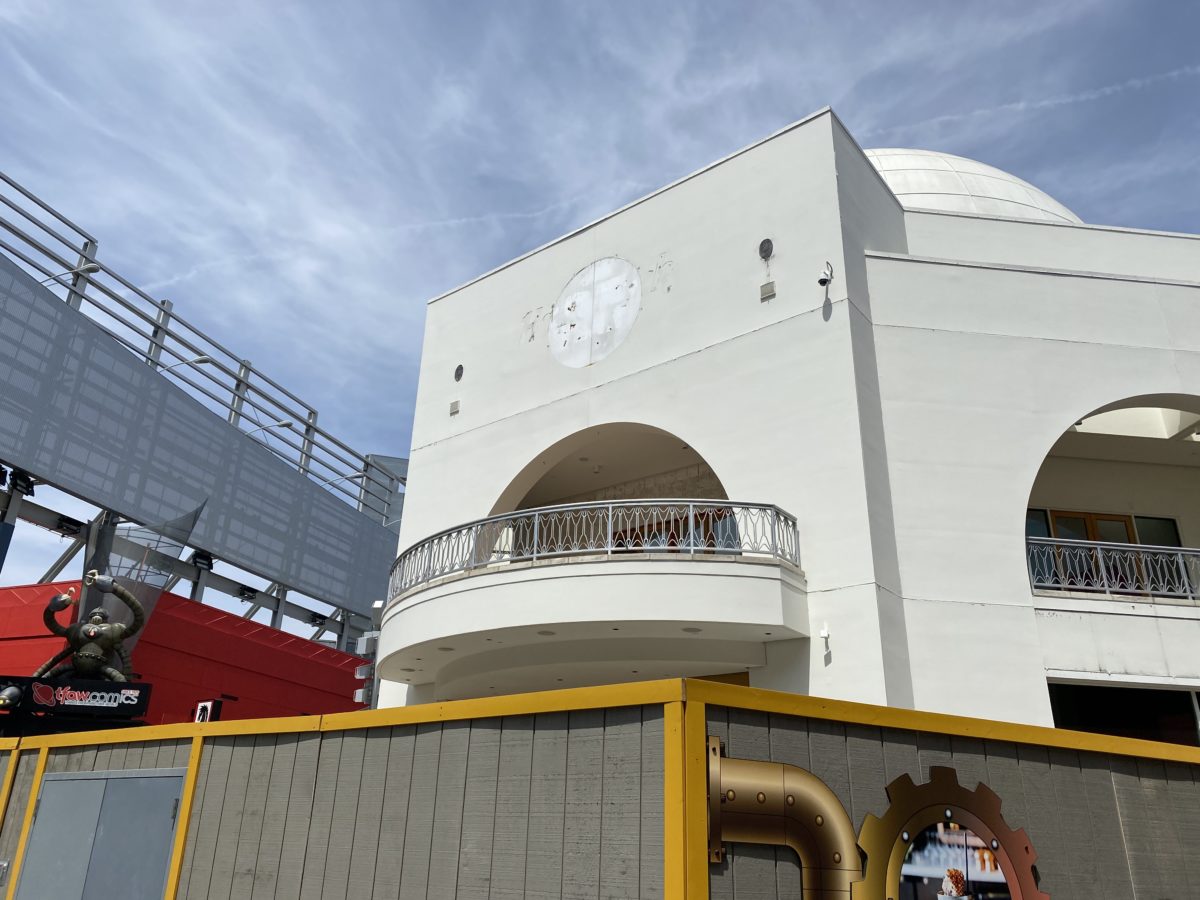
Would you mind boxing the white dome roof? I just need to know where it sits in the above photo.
[865,148,1082,224]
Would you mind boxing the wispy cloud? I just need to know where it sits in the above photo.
[0,0,1195,586]
[862,63,1200,143]
[0,0,1195,468]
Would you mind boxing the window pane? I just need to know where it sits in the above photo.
[1052,515,1089,541]
[1135,516,1182,548]
[1095,518,1133,544]
[1025,509,1050,538]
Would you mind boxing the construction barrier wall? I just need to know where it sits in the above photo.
[0,680,1195,899]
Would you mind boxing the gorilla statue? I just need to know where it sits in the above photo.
[33,570,146,683]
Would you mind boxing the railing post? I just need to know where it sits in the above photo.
[770,509,779,558]
[228,359,251,427]
[607,503,614,556]
[470,523,480,569]
[299,409,318,475]
[1095,545,1109,594]
[688,503,696,555]
[64,238,97,311]
[532,511,539,561]
[1176,550,1193,602]
[146,299,172,368]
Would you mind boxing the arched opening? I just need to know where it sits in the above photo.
[1024,392,1200,746]
[491,422,728,515]
[477,423,739,561]
[1024,393,1200,598]
[382,423,805,702]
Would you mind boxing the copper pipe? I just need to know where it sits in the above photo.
[708,736,861,898]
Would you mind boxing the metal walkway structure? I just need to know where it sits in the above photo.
[0,170,402,649]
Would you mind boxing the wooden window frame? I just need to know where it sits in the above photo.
[1048,510,1137,544]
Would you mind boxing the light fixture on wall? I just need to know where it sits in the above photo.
[817,262,834,287]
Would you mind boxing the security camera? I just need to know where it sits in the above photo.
[817,261,834,287]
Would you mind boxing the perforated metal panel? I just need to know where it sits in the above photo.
[0,254,391,613]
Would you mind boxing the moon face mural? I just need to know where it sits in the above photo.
[549,257,641,368]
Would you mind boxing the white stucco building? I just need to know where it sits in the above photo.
[378,108,1200,739]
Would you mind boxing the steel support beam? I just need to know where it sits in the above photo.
[77,509,117,616]
[190,565,209,603]
[270,588,287,629]
[0,470,32,576]
[38,535,86,583]
[0,494,371,639]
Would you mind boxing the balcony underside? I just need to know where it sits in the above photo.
[377,555,807,701]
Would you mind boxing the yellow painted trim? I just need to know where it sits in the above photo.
[162,736,204,900]
[320,678,686,731]
[4,747,47,900]
[17,714,322,750]
[663,701,686,898]
[685,679,1200,765]
[683,695,710,900]
[8,681,685,750]
[0,750,20,838]
[0,739,17,751]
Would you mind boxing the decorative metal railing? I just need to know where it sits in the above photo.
[389,499,801,600]
[1027,537,1200,602]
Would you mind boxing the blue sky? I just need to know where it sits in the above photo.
[0,1,1197,589]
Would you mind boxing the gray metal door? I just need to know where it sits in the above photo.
[13,776,105,898]
[15,769,184,900]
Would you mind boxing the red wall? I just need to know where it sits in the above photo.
[0,581,365,725]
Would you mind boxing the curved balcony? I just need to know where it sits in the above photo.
[389,499,800,601]
[379,500,806,701]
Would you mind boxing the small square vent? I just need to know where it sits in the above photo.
[449,400,460,416]
[760,281,776,302]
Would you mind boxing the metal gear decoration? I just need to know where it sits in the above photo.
[853,766,1048,900]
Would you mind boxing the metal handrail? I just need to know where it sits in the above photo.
[389,499,802,601]
[1027,536,1199,602]
[0,171,400,519]
[0,171,96,241]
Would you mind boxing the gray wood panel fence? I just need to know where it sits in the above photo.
[0,752,36,877]
[45,738,192,774]
[174,707,664,900]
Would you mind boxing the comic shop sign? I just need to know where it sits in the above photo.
[0,676,151,718]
